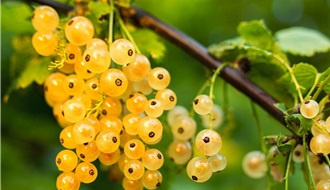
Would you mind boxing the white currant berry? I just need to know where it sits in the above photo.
[300,100,319,119]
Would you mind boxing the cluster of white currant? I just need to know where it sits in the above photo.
[32,5,177,190]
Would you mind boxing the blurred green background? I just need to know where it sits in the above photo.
[1,0,330,189]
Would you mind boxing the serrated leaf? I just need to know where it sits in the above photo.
[17,58,52,88]
[285,114,313,136]
[238,20,276,51]
[208,37,243,61]
[276,27,330,57]
[131,29,166,61]
[319,67,330,94]
[277,139,295,153]
[278,63,318,96]
[1,2,34,34]
[88,1,112,22]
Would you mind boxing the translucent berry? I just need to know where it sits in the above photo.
[142,170,163,189]
[122,177,143,190]
[193,94,213,115]
[99,149,121,166]
[167,105,188,126]
[32,31,57,56]
[186,157,213,183]
[60,126,77,149]
[32,6,59,32]
[118,81,134,101]
[84,46,111,73]
[73,94,92,113]
[74,60,95,79]
[85,116,101,135]
[62,98,86,123]
[137,117,163,145]
[208,153,227,172]
[171,115,196,141]
[148,67,170,90]
[242,151,268,179]
[55,150,78,172]
[155,89,177,110]
[126,93,148,114]
[142,149,164,171]
[326,117,330,133]
[100,116,123,135]
[53,103,73,127]
[65,43,82,64]
[75,162,98,183]
[133,78,153,95]
[292,144,304,163]
[58,62,75,74]
[120,131,137,148]
[56,172,80,190]
[65,16,94,46]
[195,129,222,156]
[124,139,145,160]
[167,140,192,165]
[96,129,120,153]
[110,39,135,65]
[72,119,96,144]
[145,99,164,118]
[63,75,85,96]
[44,73,69,102]
[76,140,100,162]
[101,97,122,118]
[123,113,141,135]
[100,69,128,97]
[86,38,108,49]
[118,154,131,172]
[300,100,319,119]
[316,179,330,190]
[124,159,145,180]
[201,104,223,129]
[85,77,102,100]
[123,54,151,81]
[310,134,330,155]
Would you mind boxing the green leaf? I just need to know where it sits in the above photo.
[319,67,330,94]
[16,58,52,89]
[275,27,330,57]
[238,20,276,51]
[114,0,134,8]
[274,103,288,115]
[208,37,243,61]
[278,63,318,96]
[277,139,295,153]
[131,29,166,62]
[88,1,112,22]
[1,2,34,34]
[285,114,313,136]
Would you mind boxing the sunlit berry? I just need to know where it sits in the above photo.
[171,115,196,141]
[100,96,122,118]
[96,129,120,153]
[193,94,213,115]
[310,134,330,155]
[74,60,95,79]
[124,159,145,180]
[123,54,150,81]
[124,139,145,160]
[110,39,135,65]
[32,31,57,56]
[126,93,148,114]
[55,150,78,172]
[167,105,188,126]
[53,103,73,127]
[144,99,164,118]
[84,46,111,73]
[44,73,69,102]
[62,98,86,123]
[201,104,223,129]
[72,119,96,144]
[148,67,170,90]
[195,129,222,156]
[123,113,141,136]
[137,117,163,145]
[100,69,128,97]
[133,78,153,95]
[118,154,131,172]
[86,38,108,49]
[300,100,319,119]
[242,151,268,179]
[63,74,85,96]
[32,6,59,32]
[186,157,213,183]
[76,140,100,162]
[98,149,121,166]
[65,16,94,46]
[208,153,227,172]
[167,140,192,165]
[100,116,123,135]
[316,179,330,190]
[142,170,162,189]
[85,77,102,100]
[59,126,77,149]
[142,149,164,171]
[65,43,82,64]
[75,162,98,184]
[56,172,80,190]
[72,94,92,113]
[122,177,143,190]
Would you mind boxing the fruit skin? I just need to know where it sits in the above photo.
[142,170,163,189]
[110,38,136,65]
[32,6,59,32]
[76,140,100,162]
[167,105,188,126]
[155,89,177,110]
[75,162,98,184]
[137,117,163,145]
[242,151,268,179]
[300,100,319,119]
[83,46,111,74]
[310,134,330,156]
[193,94,214,115]
[98,149,121,166]
[123,159,145,180]
[145,99,164,118]
[195,129,222,156]
[208,153,227,172]
[56,172,80,190]
[292,144,304,163]
[316,179,330,190]
[59,125,77,149]
[186,157,213,183]
[123,54,151,81]
[55,150,78,172]
[65,16,94,46]
[142,149,164,171]
[96,129,120,153]
[167,140,192,165]
[100,69,128,97]
[148,67,171,90]
[124,139,146,160]
[122,177,143,190]
[32,31,57,56]
[201,104,223,129]
[171,115,196,141]
[62,99,86,123]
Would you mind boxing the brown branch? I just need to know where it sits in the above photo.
[29,1,290,132]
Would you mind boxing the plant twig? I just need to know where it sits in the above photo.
[303,134,315,190]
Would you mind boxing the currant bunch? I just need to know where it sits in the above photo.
[32,5,177,190]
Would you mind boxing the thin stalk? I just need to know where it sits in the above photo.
[86,94,107,118]
[284,148,294,190]
[303,134,315,190]
[250,102,266,153]
[115,9,141,54]
[108,0,114,67]
[325,156,330,167]
[304,75,320,100]
[312,74,330,100]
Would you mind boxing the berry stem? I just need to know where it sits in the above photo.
[304,74,320,100]
[48,26,67,70]
[115,9,142,54]
[209,62,230,100]
[312,74,330,100]
[108,0,114,50]
[284,148,293,190]
[86,93,107,118]
[303,134,315,190]
[250,101,266,154]
[325,156,330,167]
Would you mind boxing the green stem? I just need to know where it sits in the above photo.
[250,102,266,154]
[86,94,106,118]
[303,134,315,190]
[108,0,114,67]
[325,156,330,167]
[304,75,320,100]
[115,9,141,54]
[284,148,294,190]
[209,62,230,100]
[312,74,330,100]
